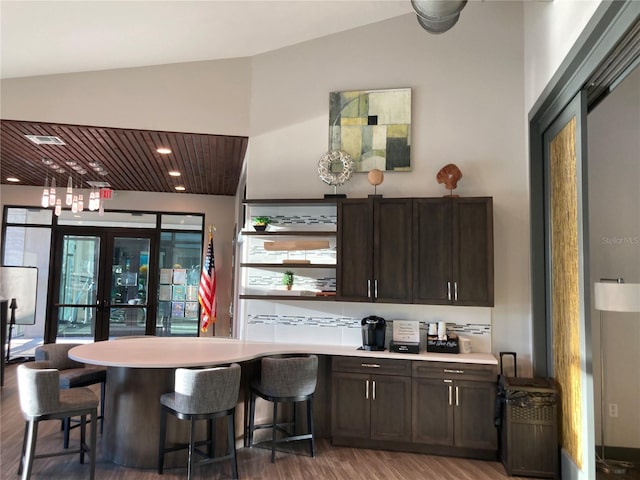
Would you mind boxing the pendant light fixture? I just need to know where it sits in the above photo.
[65,175,73,206]
[41,176,49,208]
[49,177,56,207]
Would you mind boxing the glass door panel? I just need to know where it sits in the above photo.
[156,231,202,337]
[55,234,100,341]
[51,229,157,343]
[107,236,151,339]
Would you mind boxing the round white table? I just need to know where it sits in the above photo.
[70,336,497,468]
[68,337,311,468]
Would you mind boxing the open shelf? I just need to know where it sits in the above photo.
[241,263,336,269]
[240,294,336,301]
[242,230,335,236]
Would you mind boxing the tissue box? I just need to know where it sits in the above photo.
[426,335,459,354]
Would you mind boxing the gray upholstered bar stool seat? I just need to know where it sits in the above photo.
[17,361,98,480]
[35,343,107,448]
[248,354,318,463]
[158,363,241,480]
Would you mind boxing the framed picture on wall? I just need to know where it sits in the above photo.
[329,87,411,172]
[159,268,172,284]
[159,285,172,301]
[172,269,187,284]
[172,285,186,301]
[171,301,185,318]
[185,301,199,318]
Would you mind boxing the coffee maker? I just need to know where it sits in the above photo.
[361,316,386,351]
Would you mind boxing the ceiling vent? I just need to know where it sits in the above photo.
[86,181,111,188]
[25,134,66,145]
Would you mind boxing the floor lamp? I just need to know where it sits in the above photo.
[594,278,640,474]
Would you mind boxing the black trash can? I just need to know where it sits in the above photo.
[498,375,559,479]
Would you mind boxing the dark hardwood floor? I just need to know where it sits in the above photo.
[2,361,634,480]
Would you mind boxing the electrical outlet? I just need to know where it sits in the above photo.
[609,403,619,418]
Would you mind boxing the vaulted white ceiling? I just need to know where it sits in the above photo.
[1,0,414,79]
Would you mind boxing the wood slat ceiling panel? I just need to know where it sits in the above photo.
[0,119,248,196]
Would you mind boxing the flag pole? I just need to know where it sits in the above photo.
[198,225,217,333]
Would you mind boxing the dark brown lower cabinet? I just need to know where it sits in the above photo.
[412,362,498,451]
[332,357,498,460]
[412,377,498,450]
[331,357,412,444]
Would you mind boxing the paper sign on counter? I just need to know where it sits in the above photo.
[392,320,420,343]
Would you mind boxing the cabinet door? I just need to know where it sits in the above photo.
[453,380,498,450]
[413,198,452,304]
[374,199,413,303]
[337,200,372,301]
[370,374,412,442]
[331,372,371,438]
[412,378,454,445]
[453,198,494,306]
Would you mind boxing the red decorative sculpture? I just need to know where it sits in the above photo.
[436,163,462,196]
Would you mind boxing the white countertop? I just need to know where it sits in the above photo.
[69,337,497,368]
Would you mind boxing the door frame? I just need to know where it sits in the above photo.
[46,226,160,343]
[528,2,639,478]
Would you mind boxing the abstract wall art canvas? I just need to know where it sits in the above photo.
[329,88,411,172]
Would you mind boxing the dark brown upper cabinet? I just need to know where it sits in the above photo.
[413,197,494,307]
[337,198,413,303]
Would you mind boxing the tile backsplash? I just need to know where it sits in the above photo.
[245,311,491,353]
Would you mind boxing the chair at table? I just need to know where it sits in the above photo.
[248,354,318,463]
[34,343,107,448]
[17,361,98,480]
[158,363,241,480]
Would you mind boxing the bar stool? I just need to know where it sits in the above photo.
[248,354,318,463]
[35,343,107,448]
[17,361,98,480]
[158,363,241,480]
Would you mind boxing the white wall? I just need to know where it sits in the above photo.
[0,58,251,136]
[588,66,640,449]
[0,185,236,337]
[247,3,532,369]
[523,0,601,112]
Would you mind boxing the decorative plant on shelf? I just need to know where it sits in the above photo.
[252,216,271,231]
[282,271,294,290]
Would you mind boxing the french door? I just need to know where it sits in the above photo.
[47,227,158,343]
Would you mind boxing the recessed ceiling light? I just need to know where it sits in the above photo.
[175,186,186,191]
[6,177,20,182]
[157,147,172,154]
[168,171,181,177]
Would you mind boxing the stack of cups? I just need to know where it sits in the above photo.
[428,323,437,336]
[437,321,447,340]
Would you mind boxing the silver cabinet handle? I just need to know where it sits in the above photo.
[454,281,458,301]
[455,386,459,406]
[361,363,381,368]
[448,385,453,406]
[365,380,369,399]
[372,380,376,400]
[374,279,378,298]
[367,280,371,298]
[443,369,464,374]
[447,281,452,301]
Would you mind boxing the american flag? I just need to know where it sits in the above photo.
[198,232,216,332]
